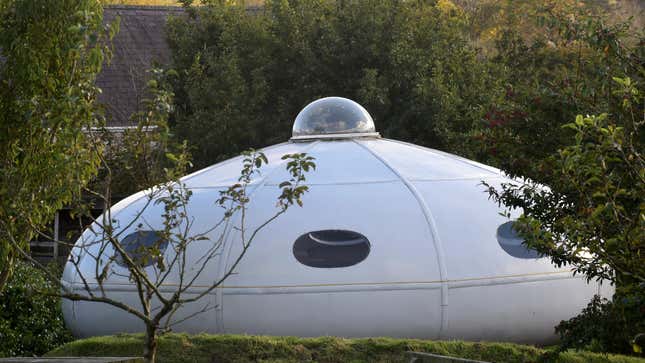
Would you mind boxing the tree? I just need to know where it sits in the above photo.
[485,83,643,353]
[0,0,115,291]
[17,147,315,363]
[487,111,644,354]
[469,1,644,181]
[486,110,643,286]
[166,0,499,168]
[476,5,644,353]
[11,65,316,362]
[478,0,644,296]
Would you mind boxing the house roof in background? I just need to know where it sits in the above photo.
[98,5,185,127]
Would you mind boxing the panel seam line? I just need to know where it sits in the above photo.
[352,139,449,338]
[217,140,321,332]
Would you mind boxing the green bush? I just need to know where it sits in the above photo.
[0,0,109,292]
[480,7,644,353]
[0,261,72,357]
[556,293,645,355]
[166,1,643,175]
[472,3,644,181]
[167,0,501,168]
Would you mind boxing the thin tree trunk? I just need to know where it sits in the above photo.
[0,255,13,292]
[143,324,158,363]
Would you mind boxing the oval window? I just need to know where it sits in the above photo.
[496,221,539,259]
[293,230,370,268]
[116,230,168,267]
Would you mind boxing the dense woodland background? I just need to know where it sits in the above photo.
[161,0,643,172]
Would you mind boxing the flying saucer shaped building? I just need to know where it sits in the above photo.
[62,97,610,343]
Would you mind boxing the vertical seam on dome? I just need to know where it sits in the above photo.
[353,138,450,339]
[217,140,321,332]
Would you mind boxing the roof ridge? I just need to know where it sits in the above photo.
[352,138,449,339]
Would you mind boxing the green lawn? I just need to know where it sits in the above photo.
[46,333,645,363]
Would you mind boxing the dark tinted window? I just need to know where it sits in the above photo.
[116,230,168,267]
[293,230,370,268]
[496,221,539,259]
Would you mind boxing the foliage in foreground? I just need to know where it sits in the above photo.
[15,61,314,363]
[0,0,113,291]
[46,333,645,363]
[0,261,72,357]
[470,1,644,182]
[486,112,644,288]
[556,295,645,355]
[485,85,643,356]
[478,3,644,355]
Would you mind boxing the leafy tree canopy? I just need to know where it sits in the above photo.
[0,0,113,290]
[167,0,501,168]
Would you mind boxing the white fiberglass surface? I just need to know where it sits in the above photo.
[182,142,311,188]
[220,181,443,338]
[221,182,442,287]
[446,278,604,344]
[266,140,398,185]
[66,188,227,337]
[70,290,219,337]
[69,188,227,287]
[413,178,563,280]
[63,134,609,342]
[360,139,500,181]
[223,289,440,338]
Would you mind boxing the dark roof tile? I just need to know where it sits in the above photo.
[98,5,185,127]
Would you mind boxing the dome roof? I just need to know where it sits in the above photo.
[178,137,562,295]
[183,138,501,188]
[291,97,380,140]
[64,97,608,343]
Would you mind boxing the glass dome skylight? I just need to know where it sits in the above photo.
[291,97,379,140]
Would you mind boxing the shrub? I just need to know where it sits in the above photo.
[166,0,501,168]
[472,3,644,181]
[0,261,72,357]
[556,293,645,355]
[0,0,110,292]
[478,4,644,355]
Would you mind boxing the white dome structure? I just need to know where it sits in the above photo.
[62,97,611,343]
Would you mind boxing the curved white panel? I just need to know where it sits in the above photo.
[61,136,612,342]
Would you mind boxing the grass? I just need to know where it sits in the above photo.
[46,333,645,363]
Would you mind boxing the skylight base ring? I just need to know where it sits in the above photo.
[290,132,381,142]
